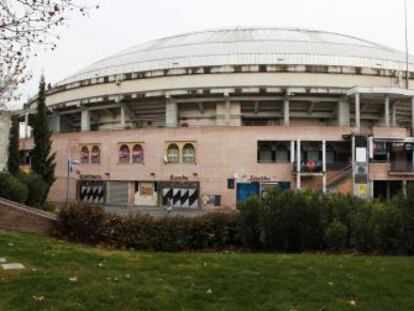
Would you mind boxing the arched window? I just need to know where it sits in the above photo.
[81,146,89,163]
[132,144,144,163]
[182,143,196,163]
[91,145,101,164]
[119,144,130,163]
[167,144,179,163]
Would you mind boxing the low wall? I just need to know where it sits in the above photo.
[0,198,57,235]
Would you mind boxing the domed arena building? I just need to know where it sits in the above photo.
[19,27,414,210]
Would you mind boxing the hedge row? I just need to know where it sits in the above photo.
[56,204,240,251]
[56,185,414,254]
[239,186,414,254]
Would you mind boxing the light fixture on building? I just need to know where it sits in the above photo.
[150,172,155,176]
[193,172,198,176]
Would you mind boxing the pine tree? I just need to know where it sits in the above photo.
[7,115,20,175]
[31,75,56,194]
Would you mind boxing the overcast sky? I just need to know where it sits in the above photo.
[13,0,414,109]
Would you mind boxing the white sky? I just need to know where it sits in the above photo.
[13,0,414,109]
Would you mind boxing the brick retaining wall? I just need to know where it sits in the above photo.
[0,198,57,235]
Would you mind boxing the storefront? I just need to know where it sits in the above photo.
[78,175,105,204]
[158,180,200,209]
[236,176,290,203]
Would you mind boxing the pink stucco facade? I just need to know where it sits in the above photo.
[20,125,357,209]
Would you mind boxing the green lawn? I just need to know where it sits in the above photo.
[0,231,413,311]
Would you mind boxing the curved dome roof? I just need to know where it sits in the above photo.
[58,26,414,85]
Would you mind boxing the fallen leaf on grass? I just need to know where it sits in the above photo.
[33,295,45,302]
[348,300,357,306]
[69,276,78,282]
[206,289,213,295]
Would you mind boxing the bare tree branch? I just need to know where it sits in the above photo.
[0,0,99,104]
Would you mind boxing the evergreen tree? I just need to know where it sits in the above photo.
[31,75,56,195]
[7,115,20,175]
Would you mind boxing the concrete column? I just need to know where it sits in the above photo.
[165,97,178,128]
[296,140,301,190]
[224,95,231,126]
[355,93,360,133]
[384,96,390,127]
[403,180,407,198]
[81,108,91,132]
[284,98,290,126]
[54,113,61,133]
[411,97,414,134]
[290,140,295,163]
[337,99,350,126]
[120,104,126,128]
[24,112,29,138]
[392,101,398,127]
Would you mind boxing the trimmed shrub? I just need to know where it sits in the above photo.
[57,204,240,251]
[258,188,325,251]
[16,171,48,208]
[238,196,262,249]
[325,220,348,250]
[393,184,414,254]
[0,172,28,204]
[57,203,106,244]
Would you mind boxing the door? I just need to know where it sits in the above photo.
[237,183,260,203]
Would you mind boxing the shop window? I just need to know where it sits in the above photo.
[167,144,180,163]
[119,144,130,163]
[227,178,235,189]
[182,143,196,163]
[91,146,101,164]
[81,146,89,163]
[132,144,144,163]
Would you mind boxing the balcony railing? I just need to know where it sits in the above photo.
[294,160,323,173]
[390,161,414,173]
[294,161,350,173]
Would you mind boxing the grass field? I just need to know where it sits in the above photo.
[0,231,413,311]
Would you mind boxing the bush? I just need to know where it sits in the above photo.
[393,184,414,254]
[56,187,414,254]
[325,220,348,250]
[57,203,106,244]
[254,188,325,251]
[238,196,262,249]
[57,204,240,251]
[16,171,48,208]
[0,172,28,204]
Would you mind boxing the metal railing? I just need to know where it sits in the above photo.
[390,161,414,172]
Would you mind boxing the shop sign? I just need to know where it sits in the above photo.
[80,174,102,180]
[405,144,413,151]
[249,175,271,182]
[170,174,189,181]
